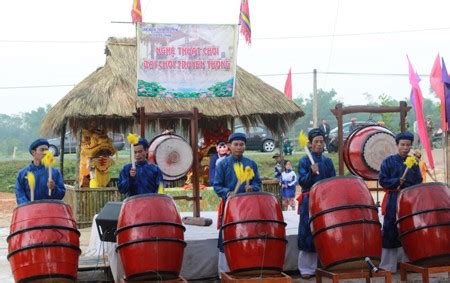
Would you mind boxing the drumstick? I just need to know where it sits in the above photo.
[397,156,417,189]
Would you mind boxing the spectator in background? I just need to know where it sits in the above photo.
[349,117,358,132]
[272,153,283,181]
[283,138,293,155]
[413,149,434,182]
[280,160,297,211]
[426,116,434,147]
[413,121,421,148]
[209,141,229,185]
[320,119,331,149]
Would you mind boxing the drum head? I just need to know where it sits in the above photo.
[363,131,397,172]
[155,137,193,180]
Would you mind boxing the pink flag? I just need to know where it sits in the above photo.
[430,54,446,131]
[284,68,292,100]
[239,0,251,45]
[131,0,142,23]
[408,56,435,169]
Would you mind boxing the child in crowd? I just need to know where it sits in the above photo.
[272,153,283,181]
[280,160,297,211]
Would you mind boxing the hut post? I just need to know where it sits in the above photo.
[446,132,449,184]
[139,106,146,137]
[336,103,344,176]
[399,101,407,132]
[75,128,82,188]
[277,118,284,158]
[190,107,201,217]
[230,117,235,132]
[60,120,66,178]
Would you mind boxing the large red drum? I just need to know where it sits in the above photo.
[222,192,287,275]
[344,125,397,180]
[7,200,81,282]
[116,194,186,280]
[396,182,450,266]
[148,134,193,181]
[310,176,382,270]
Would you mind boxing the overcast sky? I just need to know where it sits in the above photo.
[1,0,449,115]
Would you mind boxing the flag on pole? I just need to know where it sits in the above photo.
[131,0,142,23]
[430,54,446,131]
[408,56,434,169]
[284,68,292,100]
[239,0,251,45]
[442,58,450,130]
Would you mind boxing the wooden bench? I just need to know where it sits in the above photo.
[400,262,450,283]
[316,268,392,283]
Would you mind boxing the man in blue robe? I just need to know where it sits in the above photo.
[213,132,262,275]
[297,128,336,279]
[379,131,422,272]
[118,137,163,196]
[15,139,66,205]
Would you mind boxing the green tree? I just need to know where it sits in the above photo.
[0,105,52,155]
[292,88,342,136]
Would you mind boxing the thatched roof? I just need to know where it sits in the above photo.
[41,37,303,136]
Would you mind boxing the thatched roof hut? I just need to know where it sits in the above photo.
[41,37,303,136]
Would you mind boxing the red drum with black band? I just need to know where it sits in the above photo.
[7,200,81,282]
[396,182,450,266]
[148,134,193,181]
[310,176,382,270]
[344,125,397,180]
[116,194,186,280]
[222,192,287,275]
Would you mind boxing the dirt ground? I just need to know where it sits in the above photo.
[0,192,15,228]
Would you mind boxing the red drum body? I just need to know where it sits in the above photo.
[148,134,193,181]
[116,194,186,280]
[222,192,287,275]
[344,125,397,180]
[7,200,80,282]
[310,176,382,270]
[396,183,450,266]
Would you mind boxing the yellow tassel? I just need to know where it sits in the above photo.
[157,183,165,194]
[404,155,417,169]
[127,133,139,145]
[42,150,55,167]
[298,130,309,148]
[26,171,35,190]
[233,163,245,183]
[244,166,255,181]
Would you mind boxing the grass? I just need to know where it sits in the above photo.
[0,150,339,193]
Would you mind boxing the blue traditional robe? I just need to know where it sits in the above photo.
[379,154,422,248]
[208,154,228,186]
[118,161,163,197]
[213,155,261,199]
[213,155,262,252]
[15,162,66,205]
[297,152,336,252]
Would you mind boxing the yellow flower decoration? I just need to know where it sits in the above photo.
[298,130,308,148]
[127,133,139,145]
